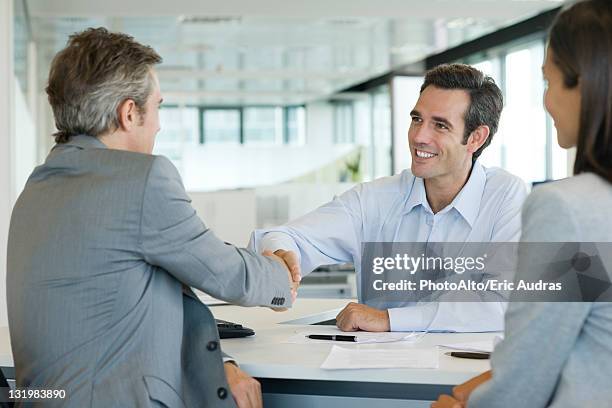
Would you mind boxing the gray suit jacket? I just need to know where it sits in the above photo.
[7,135,292,407]
[469,173,612,408]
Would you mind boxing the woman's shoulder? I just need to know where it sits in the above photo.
[523,173,612,241]
[528,173,611,208]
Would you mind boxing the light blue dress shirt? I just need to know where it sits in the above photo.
[250,162,528,332]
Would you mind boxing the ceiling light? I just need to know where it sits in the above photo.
[178,16,242,25]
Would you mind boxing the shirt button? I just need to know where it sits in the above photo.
[206,341,218,351]
[217,387,228,399]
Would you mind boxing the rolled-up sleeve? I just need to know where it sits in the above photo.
[249,186,364,276]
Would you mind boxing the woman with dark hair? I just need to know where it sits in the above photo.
[432,0,612,407]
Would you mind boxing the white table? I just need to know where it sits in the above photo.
[0,298,496,407]
[212,298,495,408]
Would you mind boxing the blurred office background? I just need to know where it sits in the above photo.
[0,0,570,323]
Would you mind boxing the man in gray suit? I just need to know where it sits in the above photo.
[7,27,299,408]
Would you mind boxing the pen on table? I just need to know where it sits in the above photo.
[306,334,357,342]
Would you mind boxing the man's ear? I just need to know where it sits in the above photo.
[466,125,490,155]
[117,98,138,131]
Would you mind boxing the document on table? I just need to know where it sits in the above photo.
[321,345,439,370]
[286,329,424,344]
[437,336,503,353]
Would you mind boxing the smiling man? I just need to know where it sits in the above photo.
[250,63,528,333]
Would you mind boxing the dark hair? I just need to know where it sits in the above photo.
[46,27,162,144]
[420,63,503,161]
[549,0,612,183]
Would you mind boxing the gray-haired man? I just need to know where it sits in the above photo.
[7,27,298,408]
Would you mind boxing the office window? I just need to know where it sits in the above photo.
[243,107,283,144]
[500,42,547,183]
[154,107,199,164]
[371,87,392,178]
[285,106,306,145]
[198,106,305,146]
[472,58,504,170]
[463,39,568,183]
[334,102,355,144]
[392,76,424,175]
[202,109,241,144]
[13,0,29,95]
[157,107,199,144]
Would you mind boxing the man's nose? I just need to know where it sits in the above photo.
[409,124,432,146]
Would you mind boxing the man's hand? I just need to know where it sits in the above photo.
[452,370,491,403]
[224,362,262,408]
[335,302,390,332]
[262,250,301,308]
[431,394,463,408]
[273,249,301,281]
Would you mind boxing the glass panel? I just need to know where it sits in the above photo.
[472,58,501,85]
[243,107,283,144]
[286,106,306,145]
[354,97,373,181]
[372,87,392,178]
[498,42,547,183]
[13,0,29,94]
[473,58,504,169]
[334,102,354,144]
[392,76,423,174]
[153,107,199,167]
[157,107,199,144]
[203,109,240,144]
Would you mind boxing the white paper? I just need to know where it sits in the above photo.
[437,337,503,353]
[321,345,439,370]
[437,335,504,353]
[286,329,423,344]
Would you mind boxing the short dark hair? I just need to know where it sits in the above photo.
[549,0,612,183]
[420,63,503,161]
[46,27,162,144]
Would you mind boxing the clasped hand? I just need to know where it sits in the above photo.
[262,249,301,310]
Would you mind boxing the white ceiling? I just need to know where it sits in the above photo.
[23,0,564,106]
[27,0,564,19]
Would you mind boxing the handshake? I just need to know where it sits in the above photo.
[262,249,301,310]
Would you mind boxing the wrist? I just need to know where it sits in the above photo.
[224,361,238,370]
[382,309,391,331]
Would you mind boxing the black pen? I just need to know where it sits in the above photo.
[306,334,357,342]
[447,351,490,360]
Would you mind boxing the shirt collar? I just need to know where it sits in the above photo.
[450,161,486,227]
[404,175,430,214]
[402,161,486,227]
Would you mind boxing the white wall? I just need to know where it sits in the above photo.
[189,190,257,247]
[188,182,354,247]
[392,76,423,175]
[305,100,334,145]
[0,0,15,328]
[180,144,354,191]
[14,79,38,196]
